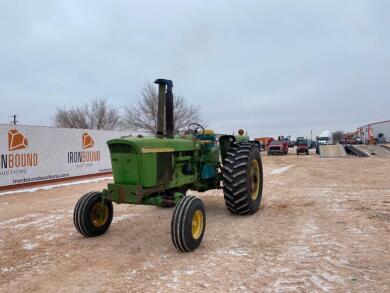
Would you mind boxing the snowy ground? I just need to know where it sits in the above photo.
[0,150,389,292]
[0,177,113,196]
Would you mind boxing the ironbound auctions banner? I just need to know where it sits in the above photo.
[0,124,131,188]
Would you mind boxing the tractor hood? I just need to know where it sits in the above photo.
[107,136,197,154]
[107,136,197,188]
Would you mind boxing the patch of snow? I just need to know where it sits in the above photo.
[349,227,364,234]
[1,261,34,274]
[126,269,138,280]
[269,180,285,186]
[1,266,15,273]
[270,165,294,175]
[22,240,39,250]
[112,213,139,223]
[36,232,63,241]
[321,272,342,283]
[0,213,43,227]
[143,260,155,270]
[165,270,180,289]
[0,177,113,196]
[218,248,249,257]
[0,211,66,231]
[12,214,64,231]
[159,269,199,289]
[310,275,332,292]
[268,219,347,292]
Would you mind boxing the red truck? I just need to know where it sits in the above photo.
[267,140,289,155]
[255,137,274,151]
[296,139,309,155]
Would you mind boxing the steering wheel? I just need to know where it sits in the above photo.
[187,123,205,135]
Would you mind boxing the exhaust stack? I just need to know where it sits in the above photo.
[154,79,174,138]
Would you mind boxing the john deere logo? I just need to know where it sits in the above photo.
[8,129,28,151]
[1,129,38,170]
[67,132,100,164]
[82,133,94,149]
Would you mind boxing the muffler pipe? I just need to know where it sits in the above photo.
[165,83,174,138]
[154,79,174,138]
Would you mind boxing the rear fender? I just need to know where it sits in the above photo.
[219,135,236,162]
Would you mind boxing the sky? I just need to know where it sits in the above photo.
[0,0,389,139]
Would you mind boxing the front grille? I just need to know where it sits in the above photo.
[109,144,132,153]
[269,146,280,151]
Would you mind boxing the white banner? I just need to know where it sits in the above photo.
[0,124,131,188]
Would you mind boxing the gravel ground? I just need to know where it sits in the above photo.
[0,150,389,292]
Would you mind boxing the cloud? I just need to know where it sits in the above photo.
[0,0,389,138]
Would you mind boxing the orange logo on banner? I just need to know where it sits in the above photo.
[8,129,28,151]
[82,133,94,149]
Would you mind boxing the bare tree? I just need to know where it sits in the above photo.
[122,82,205,134]
[332,130,345,143]
[53,98,121,130]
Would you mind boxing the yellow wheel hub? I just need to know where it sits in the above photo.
[250,159,260,200]
[91,202,109,227]
[191,210,204,240]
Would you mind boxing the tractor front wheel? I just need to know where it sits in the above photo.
[74,192,113,237]
[171,196,206,252]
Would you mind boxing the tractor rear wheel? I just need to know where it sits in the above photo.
[171,196,206,252]
[222,143,263,215]
[74,192,113,237]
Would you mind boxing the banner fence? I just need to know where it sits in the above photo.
[0,124,131,188]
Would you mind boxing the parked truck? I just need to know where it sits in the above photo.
[296,139,309,155]
[267,140,289,155]
[316,130,333,154]
[317,130,333,145]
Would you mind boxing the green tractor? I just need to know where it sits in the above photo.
[74,79,264,252]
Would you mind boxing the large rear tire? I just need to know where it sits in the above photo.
[222,143,263,215]
[171,196,206,252]
[74,192,113,237]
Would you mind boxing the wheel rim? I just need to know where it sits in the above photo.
[250,159,260,200]
[191,210,204,240]
[91,202,109,227]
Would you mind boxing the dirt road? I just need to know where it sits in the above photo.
[1,152,389,292]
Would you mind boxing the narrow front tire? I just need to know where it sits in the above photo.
[74,192,113,237]
[171,196,206,252]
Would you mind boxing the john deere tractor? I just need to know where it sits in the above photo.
[74,79,263,252]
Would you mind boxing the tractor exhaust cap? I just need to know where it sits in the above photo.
[154,79,174,139]
[154,79,173,87]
